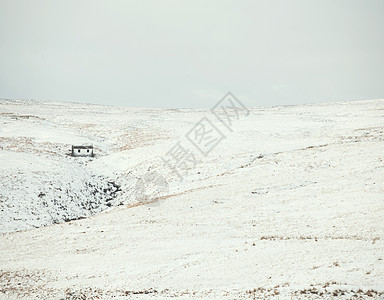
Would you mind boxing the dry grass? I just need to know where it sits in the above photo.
[0,113,44,120]
[0,137,70,157]
[126,184,219,208]
[116,127,172,151]
[258,235,380,242]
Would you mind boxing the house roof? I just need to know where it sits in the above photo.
[72,145,93,149]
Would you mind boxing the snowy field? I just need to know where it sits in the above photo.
[0,98,383,299]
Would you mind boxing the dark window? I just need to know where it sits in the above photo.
[87,149,89,153]
[78,149,80,153]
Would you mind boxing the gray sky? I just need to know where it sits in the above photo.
[0,0,383,108]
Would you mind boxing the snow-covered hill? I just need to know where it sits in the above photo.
[0,98,383,299]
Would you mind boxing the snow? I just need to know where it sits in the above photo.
[0,98,383,299]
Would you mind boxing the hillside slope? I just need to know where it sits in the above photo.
[0,99,383,299]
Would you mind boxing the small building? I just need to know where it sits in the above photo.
[71,145,94,157]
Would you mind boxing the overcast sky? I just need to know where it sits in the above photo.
[0,0,383,108]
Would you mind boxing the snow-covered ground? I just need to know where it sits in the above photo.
[0,98,383,299]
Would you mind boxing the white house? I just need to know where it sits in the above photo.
[71,145,94,157]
